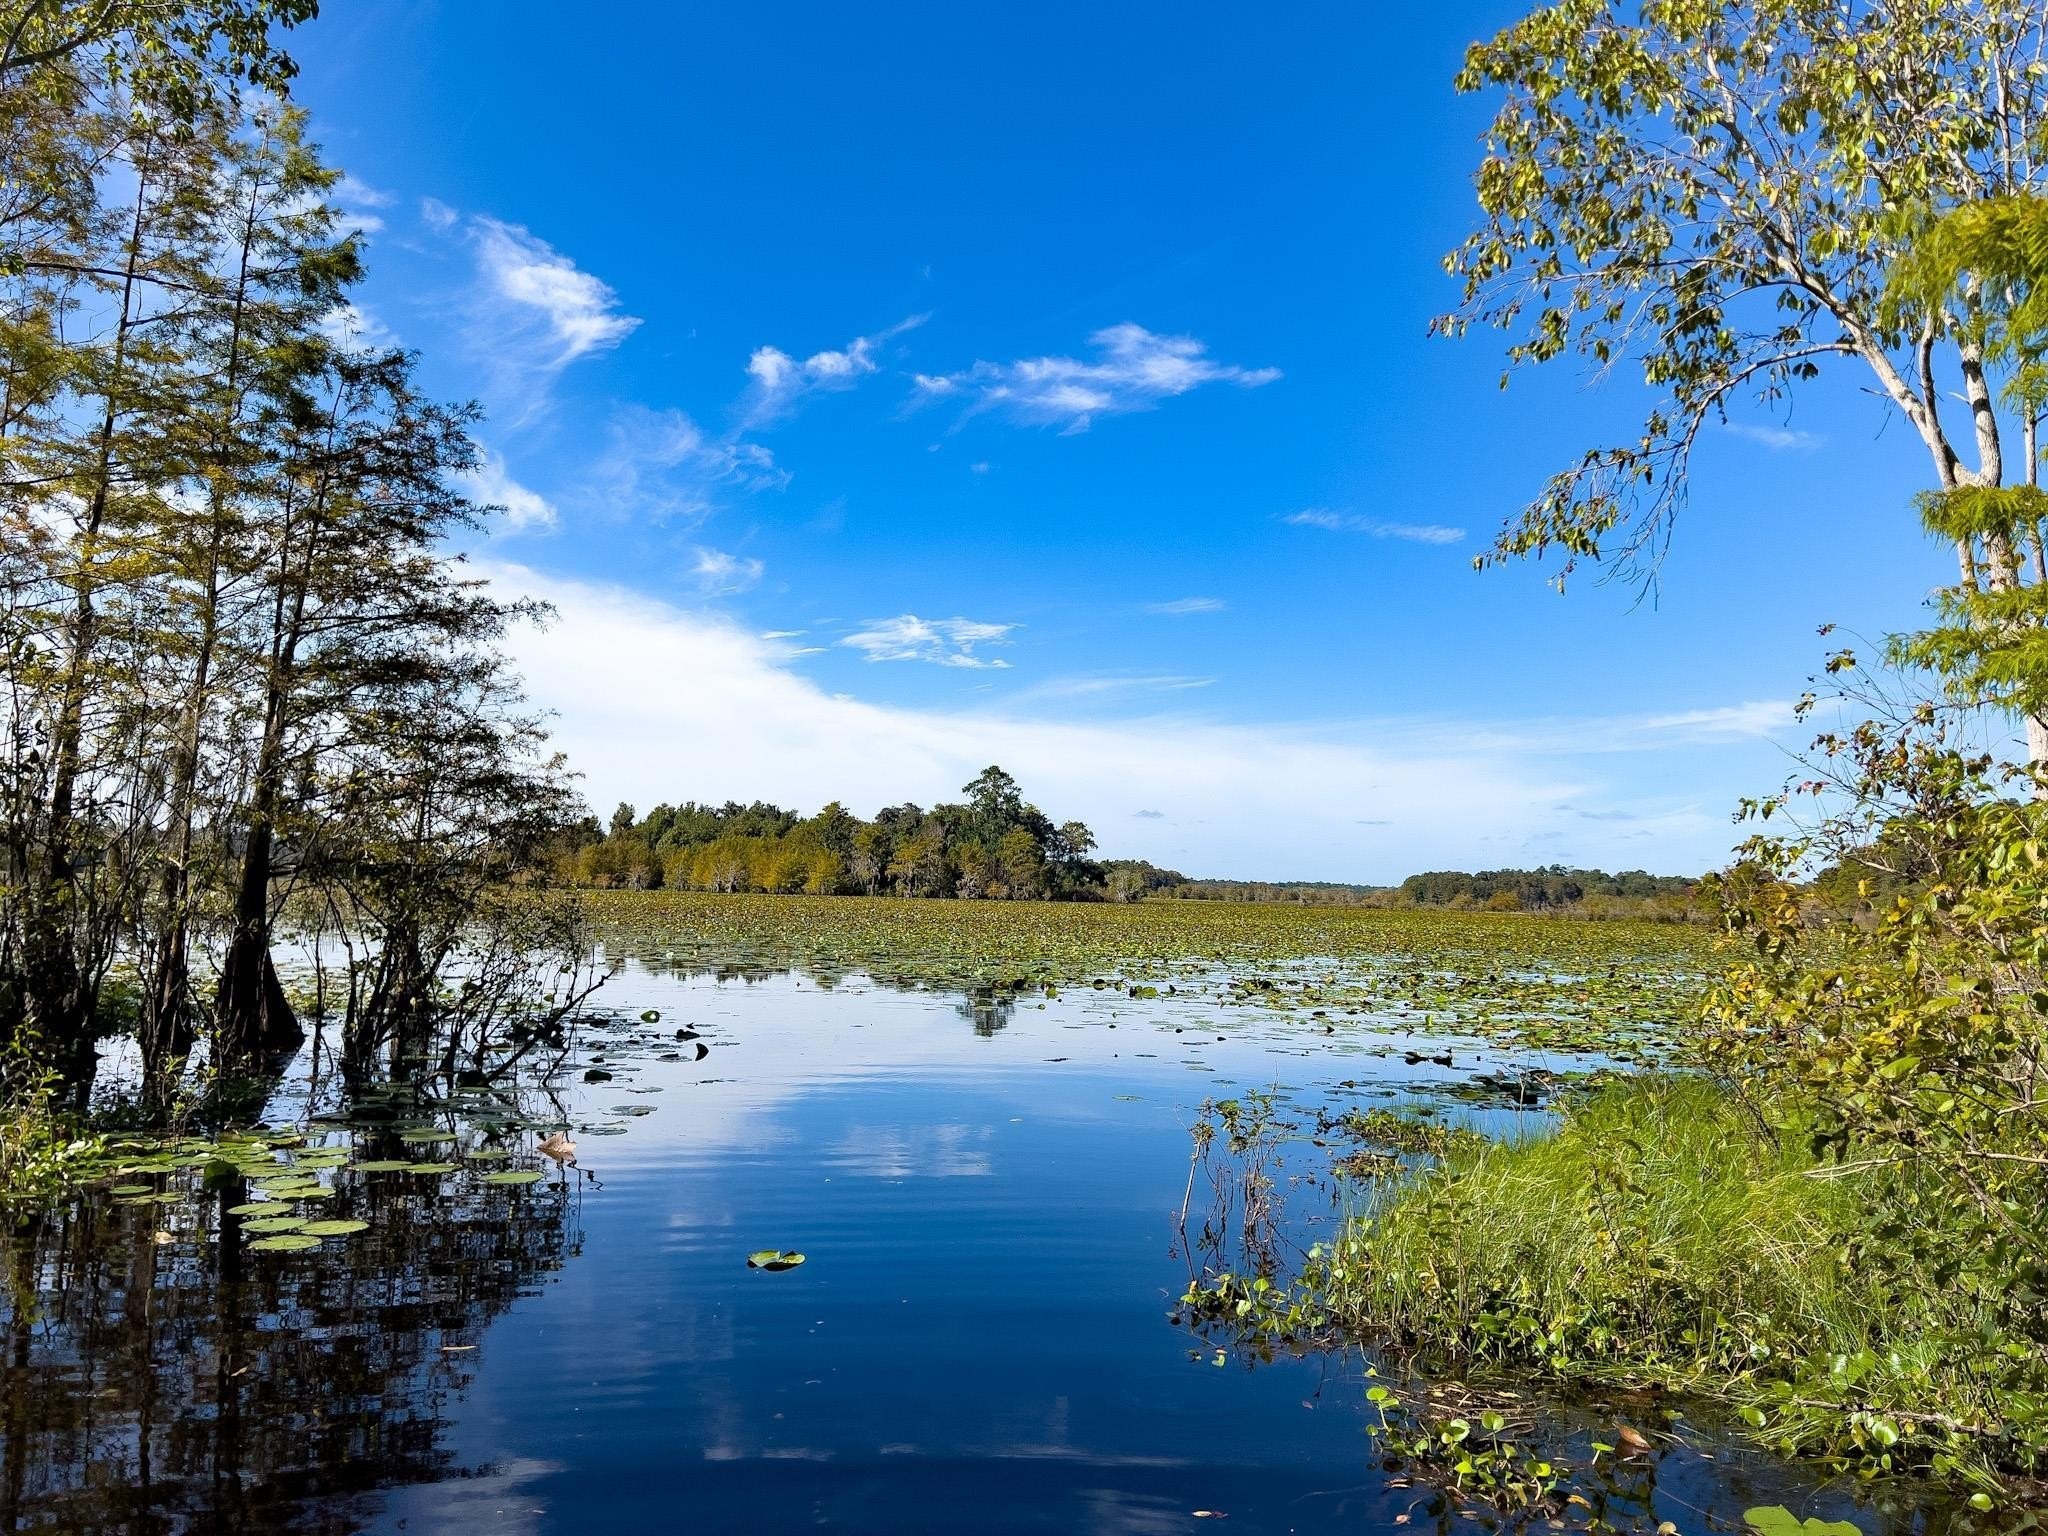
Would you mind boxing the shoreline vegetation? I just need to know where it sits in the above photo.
[1183,716,2048,1513]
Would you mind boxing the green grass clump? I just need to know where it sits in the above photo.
[1192,1076,2032,1491]
[1331,1078,1876,1372]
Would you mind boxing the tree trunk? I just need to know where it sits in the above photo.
[215,813,300,1066]
[2028,715,2048,790]
[214,685,301,1065]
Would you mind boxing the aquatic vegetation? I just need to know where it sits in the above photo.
[584,891,1712,1060]
[746,1249,806,1271]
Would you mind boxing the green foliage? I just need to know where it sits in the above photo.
[552,767,1105,902]
[1444,0,2048,585]
[0,3,573,1083]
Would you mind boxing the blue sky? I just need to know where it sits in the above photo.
[287,1,1971,880]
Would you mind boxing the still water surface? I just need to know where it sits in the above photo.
[2,961,1935,1534]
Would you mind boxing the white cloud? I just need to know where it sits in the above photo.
[1284,509,1466,544]
[916,323,1279,432]
[841,615,1015,668]
[420,196,458,232]
[332,173,391,234]
[461,449,557,533]
[481,566,1775,879]
[744,316,924,423]
[692,547,765,594]
[1144,596,1226,615]
[1724,421,1823,452]
[471,215,640,368]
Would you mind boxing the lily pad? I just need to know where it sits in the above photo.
[226,1201,280,1216]
[405,1163,455,1176]
[482,1170,544,1186]
[300,1219,370,1237]
[352,1160,416,1173]
[746,1249,806,1272]
[398,1128,456,1144]
[247,1233,322,1253]
[1743,1511,1863,1536]
[241,1217,308,1235]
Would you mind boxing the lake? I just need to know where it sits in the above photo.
[0,907,1951,1534]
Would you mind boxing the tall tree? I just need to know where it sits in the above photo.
[1444,0,2048,726]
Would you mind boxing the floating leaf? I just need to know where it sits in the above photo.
[241,1217,307,1235]
[482,1170,544,1186]
[300,1219,369,1237]
[405,1163,455,1176]
[398,1129,456,1144]
[352,1160,415,1173]
[1743,1510,1864,1536]
[746,1249,806,1271]
[226,1202,279,1217]
[247,1233,322,1253]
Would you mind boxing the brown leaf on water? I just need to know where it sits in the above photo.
[1616,1423,1653,1454]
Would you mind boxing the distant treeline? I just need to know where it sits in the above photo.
[1098,860,1704,920]
[1395,866,1697,910]
[554,767,1107,899]
[555,779,1702,918]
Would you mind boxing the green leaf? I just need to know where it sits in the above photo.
[481,1170,544,1186]
[746,1249,806,1271]
[247,1233,322,1252]
[1742,1507,1864,1536]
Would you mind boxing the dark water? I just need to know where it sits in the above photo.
[1,965,1943,1534]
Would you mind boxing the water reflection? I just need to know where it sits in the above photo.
[1,1169,579,1533]
[0,962,1973,1535]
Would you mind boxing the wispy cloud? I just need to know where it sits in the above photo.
[692,547,765,594]
[1723,421,1823,452]
[1134,809,1165,819]
[461,449,557,533]
[420,196,458,232]
[745,316,924,424]
[470,214,640,368]
[589,405,786,524]
[333,173,391,234]
[1284,508,1466,544]
[841,615,1015,668]
[318,301,396,350]
[1144,596,1226,615]
[1017,674,1213,700]
[1640,701,1797,738]
[914,323,1279,433]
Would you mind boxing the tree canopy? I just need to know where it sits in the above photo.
[1446,0,2048,593]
